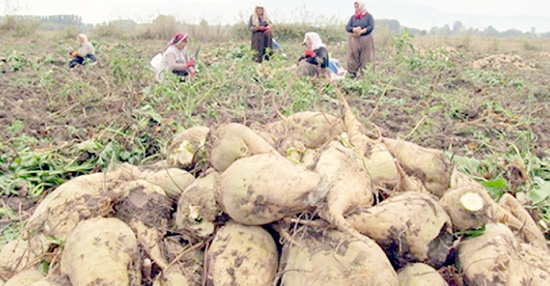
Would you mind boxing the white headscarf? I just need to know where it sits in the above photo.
[304,32,325,50]
[354,1,368,15]
[77,33,88,43]
[251,1,272,27]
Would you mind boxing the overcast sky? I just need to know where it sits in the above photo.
[2,0,550,32]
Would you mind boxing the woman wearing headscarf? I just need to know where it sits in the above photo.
[155,32,196,81]
[69,34,97,68]
[297,32,329,77]
[346,1,375,77]
[249,1,273,63]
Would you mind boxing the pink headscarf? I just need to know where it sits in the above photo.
[165,32,189,51]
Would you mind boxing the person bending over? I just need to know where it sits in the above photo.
[155,32,196,81]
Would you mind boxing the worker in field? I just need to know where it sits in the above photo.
[249,1,273,63]
[297,32,330,78]
[69,34,97,68]
[152,32,196,82]
[346,1,375,78]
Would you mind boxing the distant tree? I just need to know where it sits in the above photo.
[406,27,422,35]
[501,29,523,37]
[375,19,401,33]
[437,24,451,36]
[36,14,83,30]
[195,19,211,41]
[483,26,499,37]
[452,21,464,35]
[146,15,179,40]
[385,19,401,33]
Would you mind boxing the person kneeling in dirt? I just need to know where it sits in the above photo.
[69,34,97,68]
[297,32,329,78]
[154,32,196,81]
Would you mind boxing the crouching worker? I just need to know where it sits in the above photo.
[69,34,97,68]
[153,32,196,82]
[297,32,329,78]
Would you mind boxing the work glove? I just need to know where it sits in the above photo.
[186,59,196,68]
[304,49,315,58]
[265,27,272,34]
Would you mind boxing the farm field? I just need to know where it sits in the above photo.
[1,28,550,285]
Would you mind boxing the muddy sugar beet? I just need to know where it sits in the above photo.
[280,227,399,286]
[216,152,325,225]
[346,192,453,268]
[60,217,141,286]
[206,221,278,286]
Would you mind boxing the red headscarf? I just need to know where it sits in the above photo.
[354,1,369,19]
[165,32,189,51]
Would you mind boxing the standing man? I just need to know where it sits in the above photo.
[346,1,375,78]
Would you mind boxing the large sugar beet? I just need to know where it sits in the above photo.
[459,223,550,285]
[397,263,448,286]
[60,217,140,286]
[281,228,398,286]
[167,126,210,169]
[25,171,122,240]
[315,141,374,213]
[216,153,325,225]
[314,141,374,241]
[346,192,453,268]
[441,186,495,231]
[206,222,278,286]
[175,170,221,237]
[209,123,277,172]
[383,138,453,197]
[441,182,547,251]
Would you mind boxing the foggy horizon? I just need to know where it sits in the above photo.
[2,0,550,33]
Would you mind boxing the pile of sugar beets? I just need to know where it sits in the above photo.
[1,91,549,286]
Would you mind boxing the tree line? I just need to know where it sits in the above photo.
[2,14,549,39]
